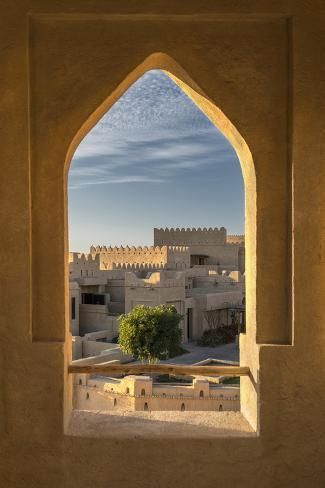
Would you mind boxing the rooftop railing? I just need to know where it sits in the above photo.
[68,362,249,377]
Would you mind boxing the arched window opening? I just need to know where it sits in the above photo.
[144,402,149,411]
[86,393,89,400]
[114,398,117,407]
[219,404,223,411]
[66,62,255,425]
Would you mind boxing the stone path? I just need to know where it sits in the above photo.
[161,341,239,365]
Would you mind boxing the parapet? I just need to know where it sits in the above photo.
[227,235,245,245]
[90,245,170,254]
[69,252,98,263]
[154,227,227,246]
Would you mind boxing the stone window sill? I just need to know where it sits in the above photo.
[66,409,256,438]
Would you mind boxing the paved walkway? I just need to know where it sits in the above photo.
[161,342,239,365]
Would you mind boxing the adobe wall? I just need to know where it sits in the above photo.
[124,271,186,316]
[1,2,325,487]
[90,244,190,270]
[69,252,100,279]
[73,376,240,412]
[154,227,227,245]
[154,228,243,269]
[79,305,118,336]
[188,290,243,340]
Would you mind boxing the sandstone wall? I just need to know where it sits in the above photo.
[154,227,227,245]
[1,2,325,487]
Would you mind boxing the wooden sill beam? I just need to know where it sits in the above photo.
[68,363,250,377]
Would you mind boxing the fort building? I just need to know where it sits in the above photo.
[154,227,245,272]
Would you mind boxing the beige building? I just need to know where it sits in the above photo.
[154,227,245,272]
[69,234,245,354]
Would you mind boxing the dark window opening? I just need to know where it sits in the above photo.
[187,308,193,341]
[81,293,105,305]
[71,297,76,320]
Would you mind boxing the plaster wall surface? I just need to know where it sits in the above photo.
[1,2,325,487]
[69,252,100,279]
[155,228,243,269]
[79,304,118,336]
[125,271,186,314]
[188,290,243,340]
[90,245,190,270]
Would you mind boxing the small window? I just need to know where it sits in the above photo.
[219,404,223,411]
[141,388,145,396]
[199,390,204,398]
[126,387,130,394]
[79,378,82,385]
[71,297,76,320]
[114,398,117,406]
[144,402,148,411]
[86,393,89,400]
[181,403,185,412]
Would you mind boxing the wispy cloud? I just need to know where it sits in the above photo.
[69,70,237,190]
[68,70,244,249]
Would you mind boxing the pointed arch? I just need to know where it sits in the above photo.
[65,51,256,338]
[64,52,258,429]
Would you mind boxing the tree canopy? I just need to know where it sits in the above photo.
[118,305,183,363]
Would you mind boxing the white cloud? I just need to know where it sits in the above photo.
[69,70,237,190]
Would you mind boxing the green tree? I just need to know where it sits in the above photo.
[118,305,183,363]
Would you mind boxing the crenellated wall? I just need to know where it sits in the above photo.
[154,228,244,272]
[154,227,227,246]
[69,252,100,279]
[227,235,245,245]
[89,245,190,270]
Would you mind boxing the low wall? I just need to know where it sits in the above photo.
[79,304,119,337]
[82,341,118,358]
[73,384,240,412]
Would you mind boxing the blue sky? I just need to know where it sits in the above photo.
[68,70,244,251]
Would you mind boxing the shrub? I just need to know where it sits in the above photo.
[197,324,238,347]
[118,304,183,363]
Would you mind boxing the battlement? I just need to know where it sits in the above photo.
[111,262,166,270]
[69,252,99,263]
[154,227,227,246]
[226,235,245,245]
[89,245,190,270]
[90,245,189,254]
